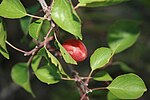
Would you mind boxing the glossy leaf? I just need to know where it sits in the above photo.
[35,65,61,84]
[93,71,113,81]
[55,35,77,65]
[51,0,82,39]
[29,19,43,39]
[0,18,9,59]
[107,73,147,99]
[11,63,35,97]
[107,91,120,100]
[31,55,42,72]
[45,48,68,77]
[108,20,140,54]
[90,47,113,71]
[78,0,129,7]
[0,0,27,18]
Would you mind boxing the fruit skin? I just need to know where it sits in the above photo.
[62,39,88,62]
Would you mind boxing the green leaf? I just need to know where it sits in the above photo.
[107,73,147,99]
[93,71,113,81]
[31,55,42,72]
[0,46,9,59]
[114,61,135,73]
[55,35,77,65]
[107,91,120,100]
[35,65,61,84]
[90,47,113,71]
[29,19,43,39]
[78,0,129,7]
[45,48,69,77]
[20,4,40,35]
[0,18,9,59]
[41,20,52,36]
[51,0,82,39]
[20,16,32,35]
[0,0,27,18]
[11,63,35,97]
[108,19,140,54]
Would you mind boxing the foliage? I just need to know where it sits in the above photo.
[0,0,147,100]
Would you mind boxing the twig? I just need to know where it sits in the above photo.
[80,92,87,100]
[91,87,107,91]
[37,0,51,20]
[37,0,48,12]
[85,71,93,85]
[6,36,53,57]
[5,41,27,54]
[74,4,79,10]
[26,14,46,20]
[72,70,90,100]
[26,36,54,56]
[44,25,54,47]
[61,78,76,81]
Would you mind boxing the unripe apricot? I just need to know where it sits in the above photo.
[62,39,88,62]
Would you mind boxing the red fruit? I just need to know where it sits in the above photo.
[62,39,88,62]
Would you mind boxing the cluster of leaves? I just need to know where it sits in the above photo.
[0,0,147,100]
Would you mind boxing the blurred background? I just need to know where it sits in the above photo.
[0,0,150,100]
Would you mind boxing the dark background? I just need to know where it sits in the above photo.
[0,0,150,100]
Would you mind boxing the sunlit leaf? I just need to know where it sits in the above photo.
[51,0,82,39]
[35,65,61,84]
[107,91,120,100]
[93,71,113,81]
[29,19,43,39]
[90,47,113,71]
[0,0,27,18]
[107,73,147,99]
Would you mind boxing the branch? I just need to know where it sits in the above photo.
[5,41,27,54]
[37,0,48,12]
[91,87,107,91]
[6,36,53,57]
[37,0,51,20]
[72,70,91,100]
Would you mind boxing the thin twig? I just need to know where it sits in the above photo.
[37,0,48,12]
[80,92,87,100]
[85,71,93,85]
[6,36,53,57]
[44,26,54,47]
[74,4,79,10]
[5,41,27,54]
[37,0,51,20]
[91,87,107,91]
[61,78,76,81]
[26,14,46,20]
